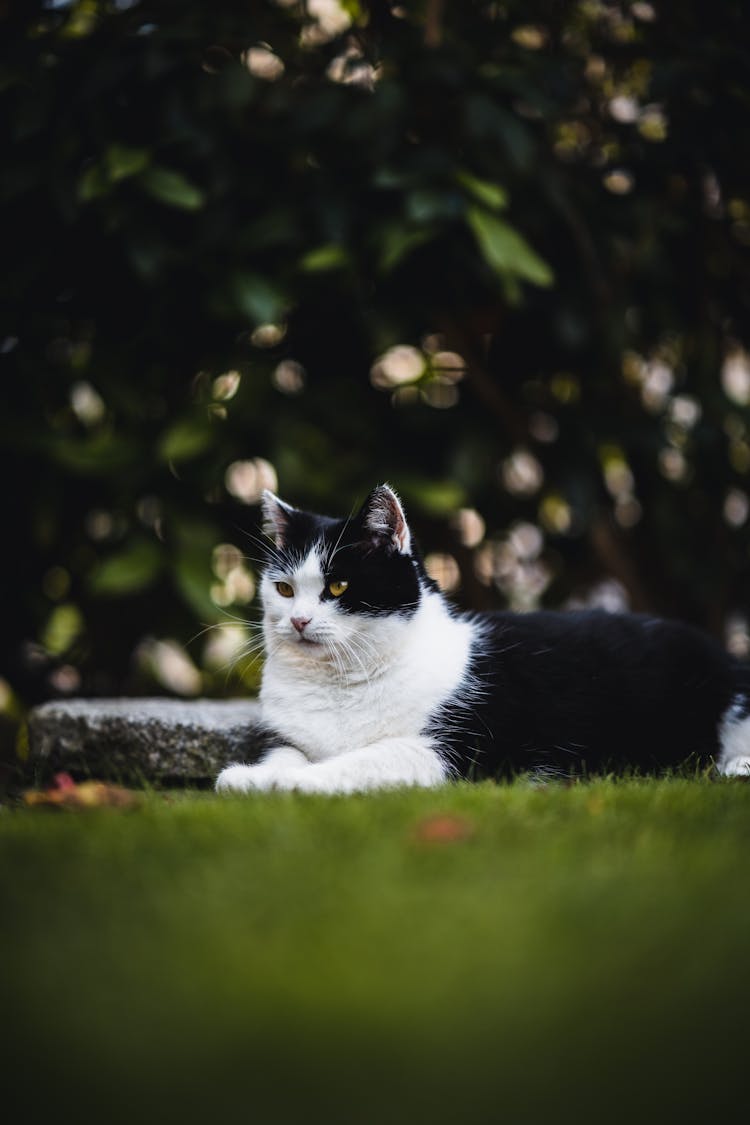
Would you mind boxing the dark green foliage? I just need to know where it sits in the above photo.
[2,1,750,716]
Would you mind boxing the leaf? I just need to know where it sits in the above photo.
[41,603,83,656]
[406,189,464,223]
[89,539,163,597]
[24,777,141,811]
[467,207,554,288]
[231,274,286,324]
[299,244,349,272]
[172,518,223,619]
[339,0,363,20]
[406,479,466,515]
[457,170,508,211]
[77,163,109,202]
[78,146,151,202]
[105,143,150,182]
[158,418,214,463]
[173,549,219,621]
[378,223,435,273]
[140,166,205,210]
[372,167,407,190]
[49,432,138,476]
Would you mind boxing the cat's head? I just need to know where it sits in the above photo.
[258,484,427,672]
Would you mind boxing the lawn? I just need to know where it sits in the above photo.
[2,778,749,1125]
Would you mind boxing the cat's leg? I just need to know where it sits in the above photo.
[215,746,309,793]
[717,701,750,777]
[251,736,448,795]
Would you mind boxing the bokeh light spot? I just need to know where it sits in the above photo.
[501,449,544,496]
[539,494,573,535]
[726,613,750,658]
[422,379,459,409]
[138,638,202,696]
[272,360,306,395]
[251,323,287,348]
[603,169,635,195]
[511,25,547,50]
[722,347,750,406]
[70,380,105,425]
[724,488,749,528]
[370,345,425,389]
[225,458,278,504]
[431,351,467,383]
[424,553,461,594]
[242,46,285,81]
[212,371,241,401]
[453,508,486,548]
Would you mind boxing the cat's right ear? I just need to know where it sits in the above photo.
[261,490,295,548]
[358,484,412,555]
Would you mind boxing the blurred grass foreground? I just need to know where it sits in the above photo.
[3,779,750,1124]
[2,1,750,761]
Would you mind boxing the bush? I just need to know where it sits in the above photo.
[2,0,749,717]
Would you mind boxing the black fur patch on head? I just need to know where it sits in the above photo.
[260,489,424,616]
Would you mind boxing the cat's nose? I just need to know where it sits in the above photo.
[291,615,312,635]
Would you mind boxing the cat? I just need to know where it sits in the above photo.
[215,484,750,795]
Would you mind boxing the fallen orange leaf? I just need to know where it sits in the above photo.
[23,778,141,811]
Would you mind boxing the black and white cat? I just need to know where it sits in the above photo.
[216,484,750,794]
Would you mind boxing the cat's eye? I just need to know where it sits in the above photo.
[275,581,294,598]
[328,579,349,597]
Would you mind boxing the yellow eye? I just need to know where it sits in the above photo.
[328,579,349,597]
[275,581,294,598]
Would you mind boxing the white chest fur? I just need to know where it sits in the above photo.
[260,591,473,761]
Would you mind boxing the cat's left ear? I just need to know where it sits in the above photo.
[261,490,296,548]
[359,484,412,555]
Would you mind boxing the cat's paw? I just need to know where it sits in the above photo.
[217,765,296,792]
[216,764,272,794]
[719,754,750,778]
[215,761,308,793]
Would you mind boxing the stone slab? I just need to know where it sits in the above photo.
[27,697,266,785]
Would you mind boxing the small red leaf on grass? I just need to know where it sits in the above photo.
[412,814,475,844]
[52,772,77,791]
[23,779,142,811]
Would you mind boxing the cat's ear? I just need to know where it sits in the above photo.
[261,490,295,548]
[359,484,412,555]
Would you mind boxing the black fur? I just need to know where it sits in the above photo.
[431,610,749,778]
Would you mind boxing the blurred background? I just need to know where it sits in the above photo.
[2,0,750,767]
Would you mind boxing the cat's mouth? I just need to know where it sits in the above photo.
[291,632,324,648]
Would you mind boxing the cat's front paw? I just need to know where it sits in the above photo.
[216,764,253,793]
[216,764,271,794]
[215,762,307,794]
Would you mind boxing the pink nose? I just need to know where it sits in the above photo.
[291,616,311,635]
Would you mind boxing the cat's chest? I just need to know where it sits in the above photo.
[260,607,474,760]
[261,664,427,759]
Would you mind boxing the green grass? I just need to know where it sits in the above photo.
[2,779,750,1124]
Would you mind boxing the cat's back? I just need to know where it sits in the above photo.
[477,607,729,680]
[437,607,740,777]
